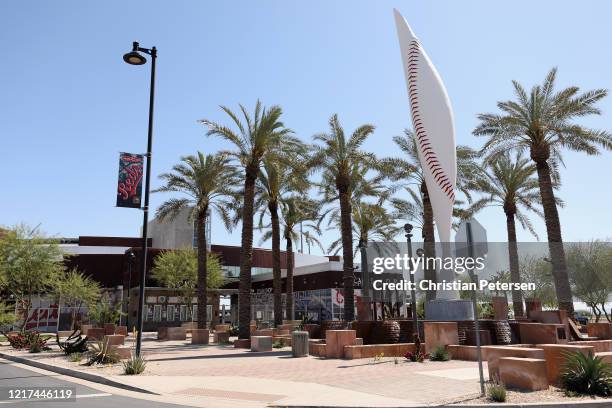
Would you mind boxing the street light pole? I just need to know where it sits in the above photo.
[123,41,157,356]
[404,224,418,337]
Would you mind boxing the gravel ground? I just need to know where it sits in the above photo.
[447,385,609,405]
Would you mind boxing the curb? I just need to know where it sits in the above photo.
[0,352,158,395]
[275,402,612,408]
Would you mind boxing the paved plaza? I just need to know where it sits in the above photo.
[1,334,486,407]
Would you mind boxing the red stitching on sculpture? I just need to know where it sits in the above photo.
[407,40,455,201]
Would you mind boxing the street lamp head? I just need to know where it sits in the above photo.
[404,223,413,234]
[123,42,147,65]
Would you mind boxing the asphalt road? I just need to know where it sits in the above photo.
[0,358,192,407]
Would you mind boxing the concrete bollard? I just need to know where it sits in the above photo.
[292,331,309,357]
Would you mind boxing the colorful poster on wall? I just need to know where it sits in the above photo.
[116,152,144,208]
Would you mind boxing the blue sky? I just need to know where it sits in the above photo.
[1,1,611,254]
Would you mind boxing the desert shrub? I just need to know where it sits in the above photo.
[429,346,450,361]
[272,339,286,349]
[123,354,147,375]
[560,351,612,396]
[5,332,29,349]
[5,331,49,352]
[68,352,82,362]
[487,379,507,402]
[86,338,120,365]
[28,332,49,353]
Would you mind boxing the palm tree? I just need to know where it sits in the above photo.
[467,152,558,317]
[154,152,240,329]
[327,202,400,256]
[200,101,298,339]
[385,130,480,300]
[311,114,376,321]
[255,157,308,326]
[328,202,400,320]
[275,196,322,320]
[473,68,612,313]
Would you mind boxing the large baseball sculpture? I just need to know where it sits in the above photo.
[394,9,457,244]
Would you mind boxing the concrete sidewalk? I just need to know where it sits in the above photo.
[110,375,420,407]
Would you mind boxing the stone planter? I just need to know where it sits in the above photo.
[214,331,230,343]
[321,320,348,339]
[325,329,356,358]
[104,323,116,335]
[80,324,93,335]
[158,327,187,341]
[86,328,105,341]
[191,329,210,344]
[103,334,125,346]
[492,297,509,320]
[303,324,321,339]
[351,321,375,344]
[525,298,542,318]
[234,338,250,348]
[113,346,132,359]
[115,326,128,336]
[587,322,612,340]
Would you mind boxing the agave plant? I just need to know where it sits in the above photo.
[560,351,612,396]
[123,353,147,375]
[86,337,120,366]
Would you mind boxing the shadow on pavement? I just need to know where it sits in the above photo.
[148,350,291,362]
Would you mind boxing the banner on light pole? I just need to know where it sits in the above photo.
[116,152,144,208]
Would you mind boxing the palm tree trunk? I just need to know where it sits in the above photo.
[421,181,437,302]
[269,201,282,327]
[505,210,524,317]
[338,183,355,322]
[196,208,208,329]
[533,158,574,314]
[238,166,257,339]
[359,240,371,321]
[286,235,294,321]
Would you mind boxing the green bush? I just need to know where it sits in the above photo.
[429,346,450,361]
[486,380,507,402]
[273,339,286,349]
[123,354,147,375]
[560,351,612,396]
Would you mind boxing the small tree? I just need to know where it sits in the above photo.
[0,225,64,330]
[55,269,101,330]
[0,301,16,332]
[567,241,612,322]
[87,293,124,327]
[151,249,224,322]
[520,255,558,308]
